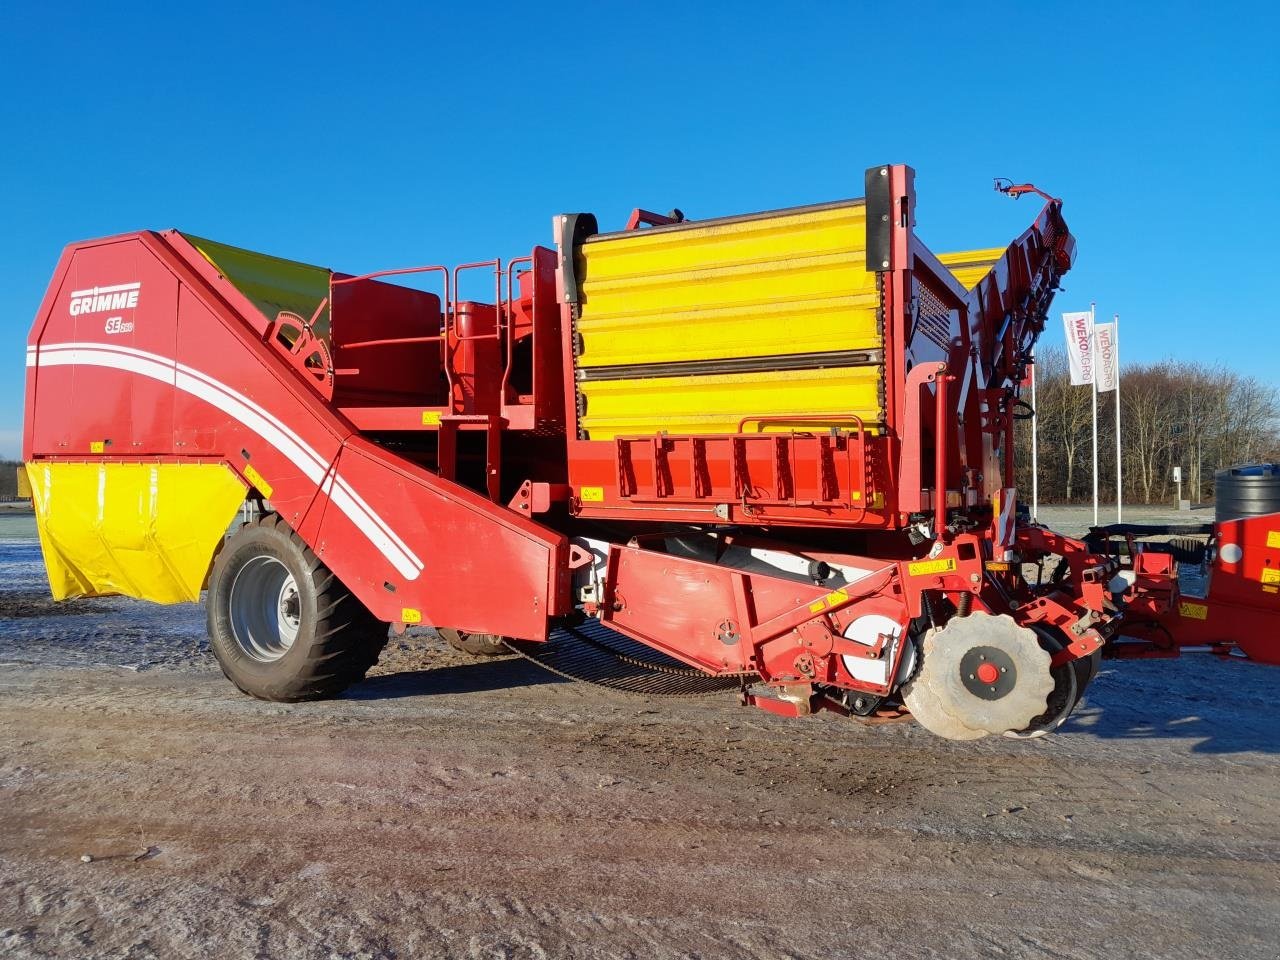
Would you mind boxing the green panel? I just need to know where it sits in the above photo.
[181,233,332,336]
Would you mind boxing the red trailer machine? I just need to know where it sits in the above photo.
[20,164,1235,740]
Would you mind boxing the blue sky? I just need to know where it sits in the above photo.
[2,1,1277,460]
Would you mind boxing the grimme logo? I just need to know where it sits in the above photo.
[69,282,141,317]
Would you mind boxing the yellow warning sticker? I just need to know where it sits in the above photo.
[579,486,605,503]
[908,557,957,577]
[1179,601,1208,621]
[421,411,441,426]
[1262,567,1280,585]
[985,561,1012,572]
[401,608,422,624]
[242,463,274,498]
[1267,530,1280,549]
[809,586,850,613]
[89,441,105,454]
[1263,585,1278,595]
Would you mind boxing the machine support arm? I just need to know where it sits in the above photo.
[900,362,948,517]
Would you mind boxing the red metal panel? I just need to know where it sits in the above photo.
[330,276,444,407]
[167,276,341,537]
[899,362,946,515]
[27,236,181,457]
[314,436,569,637]
[602,545,751,671]
[1135,513,1280,663]
[1213,514,1280,605]
[564,432,892,529]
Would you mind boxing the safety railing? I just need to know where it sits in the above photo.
[501,255,533,402]
[325,257,534,415]
[330,264,450,351]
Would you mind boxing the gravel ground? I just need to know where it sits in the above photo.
[1,511,1278,959]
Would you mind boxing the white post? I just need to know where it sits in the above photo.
[1114,313,1122,523]
[1030,350,1039,523]
[1090,301,1098,527]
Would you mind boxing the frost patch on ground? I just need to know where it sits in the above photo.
[0,538,210,673]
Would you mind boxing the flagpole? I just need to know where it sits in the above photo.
[1090,301,1098,527]
[1114,313,1122,523]
[1030,349,1039,523]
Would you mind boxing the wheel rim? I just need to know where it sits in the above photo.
[228,555,301,662]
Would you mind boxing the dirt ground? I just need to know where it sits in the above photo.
[2,518,1279,959]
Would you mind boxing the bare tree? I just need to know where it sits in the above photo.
[1015,355,1278,505]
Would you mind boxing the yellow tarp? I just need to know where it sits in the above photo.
[26,461,246,603]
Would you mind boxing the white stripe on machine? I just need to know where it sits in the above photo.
[35,342,423,580]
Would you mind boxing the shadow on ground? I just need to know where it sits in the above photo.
[347,650,1280,757]
[346,655,566,700]
[1062,661,1280,755]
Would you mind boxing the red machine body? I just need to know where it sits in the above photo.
[24,163,1259,737]
[23,230,569,642]
[1090,515,1280,666]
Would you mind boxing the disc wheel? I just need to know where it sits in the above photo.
[1002,627,1079,740]
[439,627,510,657]
[207,514,388,701]
[901,611,1056,741]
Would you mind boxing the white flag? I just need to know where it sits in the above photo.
[1062,311,1094,386]
[1094,321,1119,393]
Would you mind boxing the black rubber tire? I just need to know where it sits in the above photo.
[1075,648,1102,688]
[438,627,509,657]
[207,514,388,702]
[1069,648,1102,710]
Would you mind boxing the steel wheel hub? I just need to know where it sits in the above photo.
[228,555,301,662]
[959,646,1017,699]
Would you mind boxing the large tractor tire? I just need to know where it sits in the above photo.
[207,514,388,702]
[438,627,509,657]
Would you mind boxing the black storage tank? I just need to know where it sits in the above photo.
[1215,463,1280,522]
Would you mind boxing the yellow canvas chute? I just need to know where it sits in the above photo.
[25,461,246,603]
